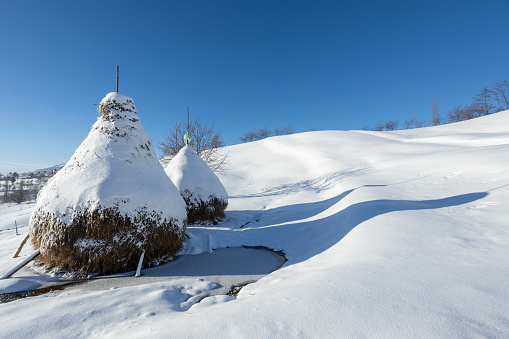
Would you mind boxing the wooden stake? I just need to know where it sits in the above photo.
[116,65,119,92]
[15,220,18,236]
[135,250,145,277]
[2,249,40,279]
[13,234,29,258]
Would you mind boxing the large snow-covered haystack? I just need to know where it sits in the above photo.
[164,145,228,224]
[29,92,187,276]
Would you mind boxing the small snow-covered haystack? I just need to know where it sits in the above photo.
[165,144,228,224]
[29,92,187,276]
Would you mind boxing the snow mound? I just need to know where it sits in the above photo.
[28,92,187,275]
[165,145,228,224]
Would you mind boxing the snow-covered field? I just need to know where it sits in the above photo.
[1,112,508,338]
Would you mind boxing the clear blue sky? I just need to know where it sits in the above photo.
[1,0,508,174]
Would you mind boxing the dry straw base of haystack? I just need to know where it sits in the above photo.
[184,193,228,225]
[30,205,185,276]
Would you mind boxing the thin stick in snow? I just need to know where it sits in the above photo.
[1,249,40,279]
[135,250,145,277]
[13,234,30,258]
[15,220,18,236]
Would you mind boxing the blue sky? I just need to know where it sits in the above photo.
[1,0,508,174]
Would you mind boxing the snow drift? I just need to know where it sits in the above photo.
[28,92,187,275]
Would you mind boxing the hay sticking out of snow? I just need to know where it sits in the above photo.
[182,193,228,225]
[30,204,185,276]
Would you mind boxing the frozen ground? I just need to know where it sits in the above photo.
[1,111,508,338]
[0,247,283,298]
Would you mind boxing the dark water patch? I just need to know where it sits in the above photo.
[0,291,28,303]
[0,281,86,304]
[28,280,87,296]
[227,281,256,297]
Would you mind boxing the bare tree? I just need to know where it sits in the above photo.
[403,113,426,129]
[10,172,18,184]
[431,97,441,126]
[274,125,294,136]
[491,79,509,111]
[28,186,40,201]
[239,127,271,143]
[473,87,495,116]
[239,125,295,143]
[2,176,10,203]
[373,120,399,131]
[9,180,25,204]
[158,116,228,174]
[447,104,478,122]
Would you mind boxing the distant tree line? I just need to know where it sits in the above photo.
[364,77,509,131]
[239,125,294,143]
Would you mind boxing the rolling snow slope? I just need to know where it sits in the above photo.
[1,112,508,338]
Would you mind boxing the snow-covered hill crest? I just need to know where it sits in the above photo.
[1,111,508,337]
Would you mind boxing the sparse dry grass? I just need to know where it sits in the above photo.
[183,194,228,225]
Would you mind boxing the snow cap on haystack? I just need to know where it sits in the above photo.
[165,144,228,224]
[29,92,187,276]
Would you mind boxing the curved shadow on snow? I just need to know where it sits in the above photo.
[236,191,488,265]
[228,189,359,229]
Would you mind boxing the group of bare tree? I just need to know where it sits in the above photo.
[364,77,508,131]
[238,125,294,143]
[447,79,508,122]
[158,116,229,173]
[364,113,429,132]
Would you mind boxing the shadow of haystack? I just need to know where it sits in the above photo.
[217,189,489,265]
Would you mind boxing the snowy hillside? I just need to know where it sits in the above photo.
[1,111,508,338]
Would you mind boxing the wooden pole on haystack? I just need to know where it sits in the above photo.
[13,234,29,258]
[116,65,119,93]
[184,106,191,145]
